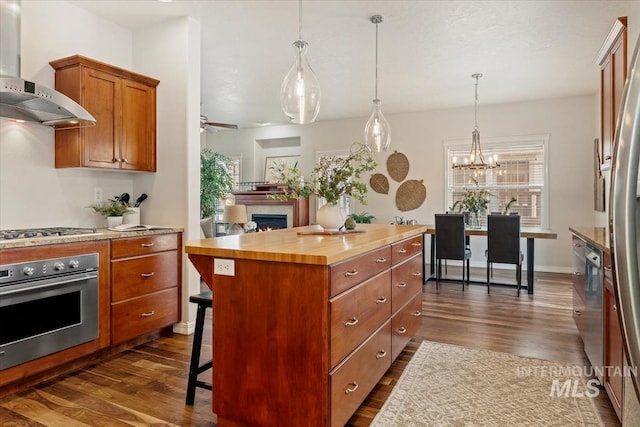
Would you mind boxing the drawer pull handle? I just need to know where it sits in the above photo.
[375,257,387,263]
[574,310,583,315]
[344,270,359,277]
[604,265,612,271]
[344,317,359,327]
[573,272,583,276]
[397,248,407,254]
[376,296,387,304]
[574,243,583,247]
[413,310,422,317]
[411,242,422,247]
[122,158,128,163]
[141,310,156,318]
[613,305,617,312]
[141,272,155,278]
[141,243,155,248]
[397,282,407,288]
[344,381,359,394]
[413,272,422,277]
[376,349,387,359]
[396,326,407,335]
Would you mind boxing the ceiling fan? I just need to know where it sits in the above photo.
[200,115,238,132]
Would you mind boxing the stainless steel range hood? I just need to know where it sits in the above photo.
[0,0,95,128]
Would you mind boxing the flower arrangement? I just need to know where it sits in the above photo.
[243,221,257,233]
[269,142,377,205]
[451,178,491,215]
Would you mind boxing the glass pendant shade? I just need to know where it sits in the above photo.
[280,40,321,124]
[364,99,391,152]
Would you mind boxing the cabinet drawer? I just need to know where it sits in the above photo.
[391,294,422,360]
[330,321,391,427]
[111,251,178,302]
[111,233,178,259]
[111,287,178,344]
[330,246,391,297]
[330,271,391,368]
[391,254,423,313]
[391,235,423,265]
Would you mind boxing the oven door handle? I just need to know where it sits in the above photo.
[0,273,98,297]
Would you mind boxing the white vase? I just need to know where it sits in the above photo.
[316,203,346,231]
[123,207,140,225]
[107,216,123,228]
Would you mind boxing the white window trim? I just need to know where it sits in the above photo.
[442,134,550,228]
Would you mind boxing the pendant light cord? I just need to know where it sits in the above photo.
[375,21,379,99]
[474,74,479,131]
[298,0,302,41]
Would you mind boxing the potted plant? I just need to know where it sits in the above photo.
[349,212,375,224]
[451,179,491,228]
[89,199,131,227]
[270,142,377,230]
[200,150,234,237]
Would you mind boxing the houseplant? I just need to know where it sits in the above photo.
[451,181,491,228]
[89,199,131,227]
[270,142,377,229]
[200,149,233,219]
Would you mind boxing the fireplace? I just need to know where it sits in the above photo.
[233,187,309,228]
[252,214,288,231]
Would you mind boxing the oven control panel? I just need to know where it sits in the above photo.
[0,253,98,286]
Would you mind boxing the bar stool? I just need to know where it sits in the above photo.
[185,291,213,405]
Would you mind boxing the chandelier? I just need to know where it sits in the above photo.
[452,73,499,170]
[280,0,321,124]
[364,14,391,152]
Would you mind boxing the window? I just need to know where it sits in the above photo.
[445,135,549,228]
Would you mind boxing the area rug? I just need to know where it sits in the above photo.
[371,341,604,426]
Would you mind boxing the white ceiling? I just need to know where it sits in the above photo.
[69,0,638,129]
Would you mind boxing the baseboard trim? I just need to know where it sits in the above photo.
[173,321,195,335]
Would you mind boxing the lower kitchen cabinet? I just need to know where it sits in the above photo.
[110,233,182,345]
[603,251,624,419]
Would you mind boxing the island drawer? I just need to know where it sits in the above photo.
[391,253,423,313]
[391,293,422,360]
[330,320,392,427]
[111,251,178,302]
[111,287,178,344]
[330,270,391,368]
[391,235,423,265]
[330,245,391,297]
[111,233,179,259]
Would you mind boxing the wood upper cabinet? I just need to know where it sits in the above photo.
[597,17,627,169]
[50,55,159,171]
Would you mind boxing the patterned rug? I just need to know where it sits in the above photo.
[371,341,604,426]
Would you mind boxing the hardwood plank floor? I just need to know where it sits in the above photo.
[0,268,620,426]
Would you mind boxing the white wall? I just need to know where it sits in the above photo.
[206,95,596,272]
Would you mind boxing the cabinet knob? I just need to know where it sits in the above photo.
[397,282,407,288]
[413,310,422,317]
[122,158,128,163]
[396,326,407,335]
[574,310,583,315]
[413,272,422,277]
[613,304,617,312]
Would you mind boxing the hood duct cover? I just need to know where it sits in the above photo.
[0,0,96,128]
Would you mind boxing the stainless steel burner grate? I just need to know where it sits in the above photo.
[0,227,97,240]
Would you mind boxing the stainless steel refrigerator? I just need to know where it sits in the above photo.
[610,32,640,422]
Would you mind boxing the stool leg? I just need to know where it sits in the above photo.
[186,303,207,405]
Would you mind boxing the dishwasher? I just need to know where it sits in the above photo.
[583,243,603,383]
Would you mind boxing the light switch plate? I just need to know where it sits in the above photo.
[214,258,235,276]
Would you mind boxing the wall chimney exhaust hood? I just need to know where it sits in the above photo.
[0,0,96,129]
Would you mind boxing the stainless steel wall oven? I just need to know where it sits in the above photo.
[0,253,99,370]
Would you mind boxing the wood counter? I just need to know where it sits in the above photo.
[185,224,427,426]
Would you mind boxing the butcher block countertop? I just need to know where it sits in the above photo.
[0,227,183,250]
[185,224,428,265]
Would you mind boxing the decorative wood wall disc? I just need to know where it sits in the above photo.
[387,151,409,182]
[396,179,426,211]
[370,173,389,194]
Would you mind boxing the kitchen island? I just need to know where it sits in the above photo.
[186,224,427,427]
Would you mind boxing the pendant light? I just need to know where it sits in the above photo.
[364,14,391,152]
[452,73,500,170]
[280,0,321,124]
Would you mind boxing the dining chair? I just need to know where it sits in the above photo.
[486,214,524,296]
[435,214,471,290]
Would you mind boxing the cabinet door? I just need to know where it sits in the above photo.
[120,79,156,171]
[82,68,121,169]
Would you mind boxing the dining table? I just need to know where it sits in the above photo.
[422,225,558,294]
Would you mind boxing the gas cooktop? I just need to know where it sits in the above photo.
[0,227,98,240]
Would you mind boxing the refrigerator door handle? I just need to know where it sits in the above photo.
[611,33,640,397]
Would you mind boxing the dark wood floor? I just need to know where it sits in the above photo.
[0,268,620,426]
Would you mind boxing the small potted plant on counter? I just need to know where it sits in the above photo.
[89,199,131,227]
